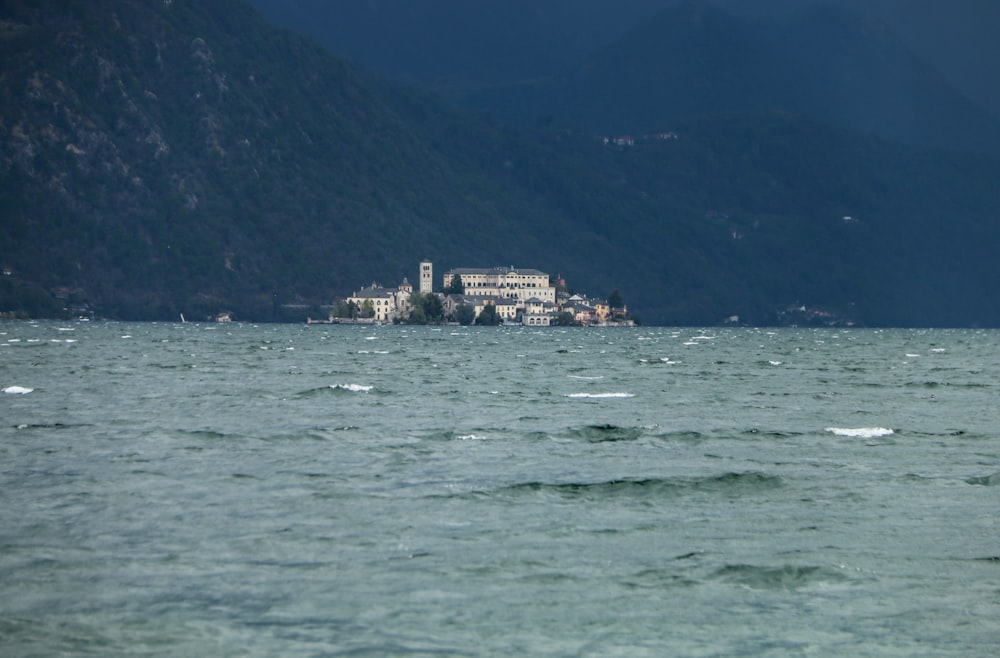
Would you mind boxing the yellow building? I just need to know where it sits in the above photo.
[346,282,411,323]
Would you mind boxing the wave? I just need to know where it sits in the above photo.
[15,422,87,430]
[711,564,848,590]
[492,472,782,500]
[419,430,493,442]
[652,429,706,443]
[3,385,33,394]
[966,472,1000,486]
[565,424,645,443]
[331,383,373,393]
[300,383,378,397]
[565,392,635,399]
[744,428,802,438]
[826,427,894,438]
[622,567,701,590]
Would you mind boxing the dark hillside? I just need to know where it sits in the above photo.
[0,0,599,319]
[2,0,1000,326]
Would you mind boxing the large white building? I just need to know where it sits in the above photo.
[442,266,555,303]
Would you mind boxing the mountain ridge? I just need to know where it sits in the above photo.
[463,1,1000,156]
[3,0,1000,326]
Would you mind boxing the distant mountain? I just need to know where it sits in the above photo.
[248,0,679,92]
[249,0,1000,156]
[3,0,1000,326]
[468,1,1000,156]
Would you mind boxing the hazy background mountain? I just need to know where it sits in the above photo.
[3,0,1000,326]
[473,1,1000,156]
[249,0,1000,128]
[249,0,1000,156]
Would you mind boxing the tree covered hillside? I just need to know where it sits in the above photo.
[2,0,1000,326]
[0,0,596,320]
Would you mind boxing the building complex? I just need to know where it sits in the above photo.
[326,261,631,326]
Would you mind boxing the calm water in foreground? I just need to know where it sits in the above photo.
[1,321,998,656]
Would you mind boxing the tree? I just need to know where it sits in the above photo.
[551,311,581,326]
[455,303,476,325]
[607,289,624,308]
[421,293,444,323]
[404,291,445,324]
[335,299,359,318]
[444,273,465,295]
[475,303,501,325]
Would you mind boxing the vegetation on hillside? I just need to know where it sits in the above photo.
[2,0,1000,326]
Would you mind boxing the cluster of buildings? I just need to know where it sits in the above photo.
[324,261,632,326]
[602,131,679,147]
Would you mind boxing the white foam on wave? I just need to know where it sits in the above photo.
[568,375,604,380]
[3,385,33,395]
[566,392,635,399]
[826,427,894,438]
[660,357,682,364]
[331,384,373,393]
[457,434,488,441]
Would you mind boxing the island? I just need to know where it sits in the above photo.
[312,261,635,326]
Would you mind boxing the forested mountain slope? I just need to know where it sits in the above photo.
[3,0,1000,326]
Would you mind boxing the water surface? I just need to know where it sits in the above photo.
[2,322,998,656]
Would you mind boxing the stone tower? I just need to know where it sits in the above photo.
[419,260,433,293]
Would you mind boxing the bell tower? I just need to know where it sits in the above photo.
[419,260,433,293]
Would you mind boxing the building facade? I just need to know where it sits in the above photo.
[442,266,555,303]
[345,280,413,323]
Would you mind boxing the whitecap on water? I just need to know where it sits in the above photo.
[3,385,33,395]
[565,392,635,399]
[330,384,373,393]
[825,427,894,438]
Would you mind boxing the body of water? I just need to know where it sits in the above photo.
[2,321,998,656]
